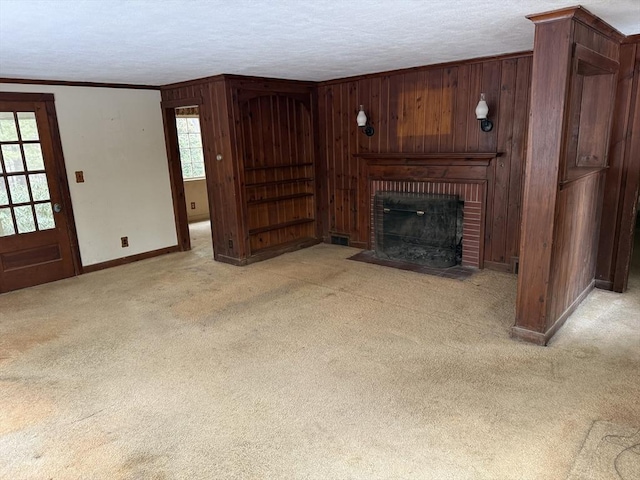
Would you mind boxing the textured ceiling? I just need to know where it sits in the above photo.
[0,0,638,86]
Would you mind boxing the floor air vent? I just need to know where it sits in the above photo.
[330,235,349,246]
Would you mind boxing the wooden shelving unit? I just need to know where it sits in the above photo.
[238,92,317,257]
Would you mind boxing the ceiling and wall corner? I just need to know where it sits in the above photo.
[0,0,638,86]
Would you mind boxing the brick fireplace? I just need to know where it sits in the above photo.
[356,153,498,269]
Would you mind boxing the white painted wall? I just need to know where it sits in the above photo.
[0,83,177,266]
[184,178,210,222]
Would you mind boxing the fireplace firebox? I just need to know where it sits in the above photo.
[374,192,463,268]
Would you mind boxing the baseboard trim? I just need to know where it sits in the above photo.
[82,245,180,273]
[544,279,596,343]
[510,326,547,345]
[246,237,321,265]
[214,254,248,266]
[213,238,322,267]
[594,279,613,291]
[510,279,595,345]
[484,261,512,273]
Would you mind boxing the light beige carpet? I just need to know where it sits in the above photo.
[567,421,639,480]
[0,221,638,479]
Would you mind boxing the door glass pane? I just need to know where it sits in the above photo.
[0,112,18,141]
[0,179,8,205]
[17,112,39,141]
[34,202,55,230]
[0,207,15,236]
[8,175,30,203]
[29,173,50,201]
[23,143,45,170]
[2,144,24,173]
[14,205,36,233]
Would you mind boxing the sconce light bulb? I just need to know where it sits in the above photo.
[475,93,489,120]
[356,105,367,127]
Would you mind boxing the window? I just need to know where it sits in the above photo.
[175,116,205,179]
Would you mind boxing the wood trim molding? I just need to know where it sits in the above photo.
[161,102,194,252]
[622,34,640,45]
[484,260,512,273]
[161,97,203,109]
[82,245,180,273]
[44,97,83,276]
[161,73,316,92]
[0,92,54,102]
[594,279,613,290]
[0,77,160,90]
[318,51,533,86]
[511,280,595,345]
[527,6,624,41]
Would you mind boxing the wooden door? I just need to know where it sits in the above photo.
[0,93,78,293]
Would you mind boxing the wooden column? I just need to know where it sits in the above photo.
[513,7,622,345]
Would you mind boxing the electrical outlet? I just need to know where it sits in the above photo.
[121,236,129,248]
[75,171,85,183]
[228,239,233,250]
[190,202,196,210]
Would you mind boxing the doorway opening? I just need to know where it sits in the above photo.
[173,106,212,255]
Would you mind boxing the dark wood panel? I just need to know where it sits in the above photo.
[515,16,574,335]
[317,54,532,264]
[596,41,640,291]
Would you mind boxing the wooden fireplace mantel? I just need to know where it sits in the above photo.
[355,152,501,168]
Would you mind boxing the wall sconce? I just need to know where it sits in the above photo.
[357,105,375,136]
[475,93,493,132]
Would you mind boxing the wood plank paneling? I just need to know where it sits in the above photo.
[596,40,640,291]
[317,53,533,267]
[162,76,317,265]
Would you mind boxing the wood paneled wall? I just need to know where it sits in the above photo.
[162,75,318,265]
[596,36,640,292]
[162,76,244,263]
[317,53,532,269]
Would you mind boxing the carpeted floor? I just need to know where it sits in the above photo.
[0,221,638,479]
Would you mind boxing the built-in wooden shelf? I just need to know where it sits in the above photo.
[245,177,315,188]
[244,162,313,171]
[247,192,314,205]
[249,218,315,235]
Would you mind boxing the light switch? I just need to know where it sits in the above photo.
[75,171,85,183]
